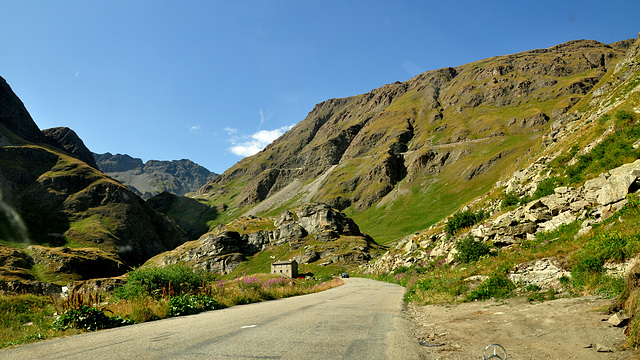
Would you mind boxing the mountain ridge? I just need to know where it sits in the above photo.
[94,152,217,199]
[194,38,631,243]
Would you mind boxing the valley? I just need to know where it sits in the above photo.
[1,31,640,357]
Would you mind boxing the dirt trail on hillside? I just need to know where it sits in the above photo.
[406,296,639,359]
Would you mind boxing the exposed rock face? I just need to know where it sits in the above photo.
[146,203,382,274]
[94,152,216,199]
[509,258,570,291]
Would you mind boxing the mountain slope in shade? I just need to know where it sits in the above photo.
[0,76,189,283]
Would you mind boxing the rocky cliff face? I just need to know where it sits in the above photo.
[94,152,216,199]
[0,76,190,285]
[145,203,383,274]
[196,39,630,242]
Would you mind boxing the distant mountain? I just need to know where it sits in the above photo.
[94,153,217,199]
[0,76,189,284]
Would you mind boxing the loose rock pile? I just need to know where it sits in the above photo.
[365,159,640,289]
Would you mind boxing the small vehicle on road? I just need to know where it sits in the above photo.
[341,272,349,278]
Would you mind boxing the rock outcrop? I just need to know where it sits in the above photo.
[146,203,382,274]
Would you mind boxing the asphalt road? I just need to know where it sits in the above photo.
[2,278,427,359]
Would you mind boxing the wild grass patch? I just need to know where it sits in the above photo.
[1,264,344,348]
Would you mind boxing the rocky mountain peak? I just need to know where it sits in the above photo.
[94,153,216,199]
[42,127,99,169]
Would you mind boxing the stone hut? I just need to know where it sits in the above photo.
[271,260,298,278]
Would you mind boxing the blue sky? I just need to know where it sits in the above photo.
[1,1,639,174]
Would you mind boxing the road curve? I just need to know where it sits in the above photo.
[2,278,427,359]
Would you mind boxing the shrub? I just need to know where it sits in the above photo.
[615,109,635,126]
[53,305,131,331]
[129,306,160,323]
[115,264,207,299]
[168,294,217,317]
[445,210,487,235]
[532,177,561,199]
[454,235,492,263]
[573,255,603,275]
[51,290,132,331]
[501,193,520,209]
[466,275,515,301]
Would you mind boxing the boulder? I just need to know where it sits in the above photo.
[537,211,577,233]
[569,200,590,212]
[503,222,537,238]
[597,174,637,205]
[494,213,517,227]
[584,175,608,202]
[607,311,631,327]
[493,235,517,247]
[404,240,418,253]
[541,194,569,215]
[608,159,640,177]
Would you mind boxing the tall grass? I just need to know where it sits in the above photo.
[0,265,343,349]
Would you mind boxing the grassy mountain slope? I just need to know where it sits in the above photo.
[195,39,630,244]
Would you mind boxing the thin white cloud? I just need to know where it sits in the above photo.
[189,125,202,133]
[229,125,293,157]
[258,108,274,128]
[224,127,238,134]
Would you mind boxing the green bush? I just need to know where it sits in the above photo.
[532,177,562,199]
[501,193,520,209]
[168,294,218,317]
[573,255,603,275]
[445,210,487,234]
[53,305,132,331]
[115,264,207,299]
[466,275,515,301]
[129,306,160,323]
[454,236,492,263]
[615,109,635,126]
